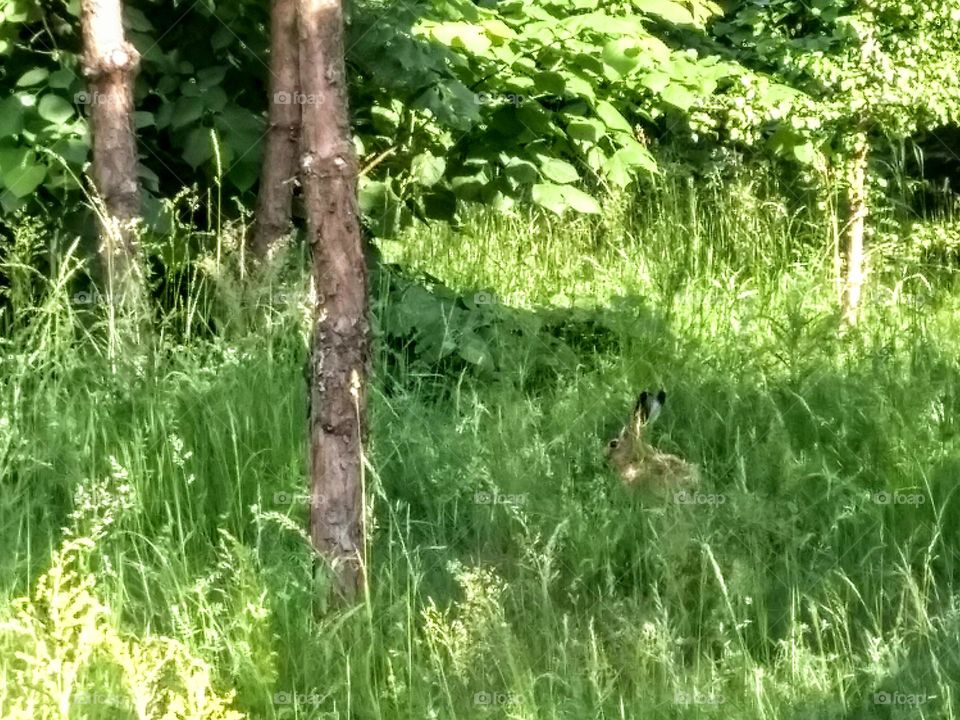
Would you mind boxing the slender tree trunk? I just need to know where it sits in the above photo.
[251,0,302,261]
[298,0,370,602]
[843,131,868,325]
[79,0,142,305]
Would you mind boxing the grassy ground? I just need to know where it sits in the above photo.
[2,175,960,718]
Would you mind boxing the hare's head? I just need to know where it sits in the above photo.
[604,389,699,493]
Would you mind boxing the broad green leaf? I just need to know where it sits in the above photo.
[171,96,204,130]
[792,142,817,165]
[203,86,228,113]
[134,111,155,129]
[660,83,697,110]
[603,38,643,76]
[50,137,89,165]
[38,95,75,124]
[197,66,228,88]
[359,180,388,214]
[605,140,658,186]
[533,71,565,95]
[123,6,153,31]
[564,73,597,102]
[48,68,76,89]
[16,68,49,87]
[458,333,494,370]
[633,0,695,26]
[595,100,633,134]
[411,152,446,186]
[227,161,260,193]
[182,127,213,168]
[503,157,538,185]
[640,72,671,94]
[2,159,46,198]
[425,21,491,55]
[539,157,580,184]
[532,182,601,215]
[567,118,605,143]
[0,97,23,135]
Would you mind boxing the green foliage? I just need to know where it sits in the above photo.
[704,0,960,167]
[0,0,766,231]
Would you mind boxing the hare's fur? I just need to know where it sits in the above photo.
[605,390,700,496]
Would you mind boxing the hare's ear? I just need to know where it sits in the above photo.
[629,389,654,432]
[637,389,663,426]
[634,391,648,417]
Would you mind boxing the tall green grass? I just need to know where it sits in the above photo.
[2,172,960,718]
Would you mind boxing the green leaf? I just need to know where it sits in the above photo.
[567,119,603,143]
[603,38,643,76]
[426,21,492,55]
[604,140,658,186]
[123,6,153,31]
[458,333,494,370]
[533,71,565,95]
[203,86,228,113]
[660,83,697,111]
[370,104,400,134]
[16,68,49,87]
[2,158,46,198]
[792,142,817,165]
[503,157,538,185]
[532,183,601,215]
[171,96,204,130]
[411,152,446,187]
[633,0,696,25]
[0,97,24,136]
[50,138,89,165]
[227,161,260,193]
[48,69,76,89]
[539,157,580,184]
[595,100,633,134]
[182,127,213,168]
[640,72,671,94]
[197,66,229,88]
[37,95,75,124]
[359,180,388,215]
[134,111,155,129]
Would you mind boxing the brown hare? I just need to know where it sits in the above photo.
[604,390,700,497]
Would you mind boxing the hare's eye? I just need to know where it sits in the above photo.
[607,439,619,449]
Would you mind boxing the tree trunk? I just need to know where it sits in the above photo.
[298,0,370,602]
[843,132,868,325]
[250,0,302,262]
[79,0,142,305]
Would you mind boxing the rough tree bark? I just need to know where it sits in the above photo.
[250,0,302,261]
[298,0,370,602]
[843,131,868,325]
[79,0,142,304]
